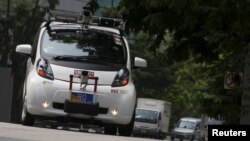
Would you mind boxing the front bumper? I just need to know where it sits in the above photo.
[25,74,136,125]
[171,132,194,140]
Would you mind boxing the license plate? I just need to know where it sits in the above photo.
[71,92,93,104]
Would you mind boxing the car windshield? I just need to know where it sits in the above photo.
[177,120,196,129]
[41,28,126,64]
[135,109,158,124]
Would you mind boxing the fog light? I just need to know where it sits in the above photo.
[42,101,49,108]
[111,108,118,116]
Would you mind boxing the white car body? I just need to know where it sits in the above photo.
[16,19,147,136]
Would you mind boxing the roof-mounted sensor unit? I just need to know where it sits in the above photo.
[90,16,126,31]
[99,17,122,28]
[82,6,92,24]
[43,7,127,31]
[44,10,81,23]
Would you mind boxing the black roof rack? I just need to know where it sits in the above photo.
[44,8,127,31]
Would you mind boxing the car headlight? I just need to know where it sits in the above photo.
[111,68,129,87]
[36,58,54,80]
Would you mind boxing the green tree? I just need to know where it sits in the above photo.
[118,0,249,124]
[0,0,12,66]
[10,0,59,123]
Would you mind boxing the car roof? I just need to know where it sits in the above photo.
[207,118,225,125]
[136,108,160,113]
[42,21,121,35]
[180,117,201,122]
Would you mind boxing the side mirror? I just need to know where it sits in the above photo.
[16,44,32,55]
[134,57,147,68]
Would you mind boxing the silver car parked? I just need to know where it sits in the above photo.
[171,117,206,141]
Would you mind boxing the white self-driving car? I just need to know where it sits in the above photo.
[16,12,147,136]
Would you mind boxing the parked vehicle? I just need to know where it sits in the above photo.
[132,98,171,139]
[171,117,206,141]
[15,10,147,136]
[207,117,225,125]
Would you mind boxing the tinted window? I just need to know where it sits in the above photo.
[41,29,126,64]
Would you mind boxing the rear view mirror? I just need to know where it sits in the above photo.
[134,57,147,68]
[16,44,32,55]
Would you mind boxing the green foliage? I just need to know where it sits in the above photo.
[47,0,59,9]
[119,0,249,124]
[86,0,100,14]
[87,0,124,18]
[9,0,59,123]
[14,0,34,8]
[120,0,250,60]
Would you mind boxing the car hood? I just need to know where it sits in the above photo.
[51,64,118,85]
[173,128,194,134]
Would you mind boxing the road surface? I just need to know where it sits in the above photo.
[0,122,165,141]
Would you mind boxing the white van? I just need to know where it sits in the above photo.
[170,117,206,141]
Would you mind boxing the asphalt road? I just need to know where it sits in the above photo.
[0,122,165,141]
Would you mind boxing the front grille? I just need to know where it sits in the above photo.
[53,102,109,114]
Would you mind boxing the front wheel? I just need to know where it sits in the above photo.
[170,135,175,141]
[199,137,206,141]
[118,112,135,136]
[21,98,35,126]
[190,135,195,141]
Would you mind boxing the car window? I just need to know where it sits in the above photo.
[135,109,158,124]
[177,120,196,129]
[41,28,126,64]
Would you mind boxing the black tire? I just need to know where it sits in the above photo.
[50,124,58,129]
[156,131,165,140]
[104,125,117,135]
[199,137,205,141]
[170,135,174,141]
[158,135,166,140]
[21,98,35,126]
[190,135,195,141]
[118,111,135,136]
